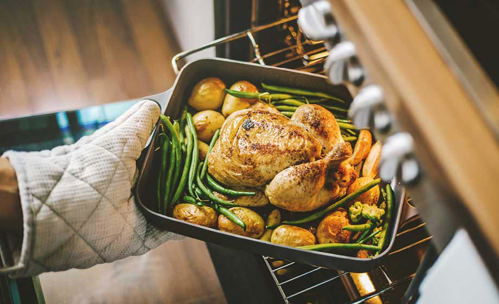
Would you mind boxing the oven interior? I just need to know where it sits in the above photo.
[173,1,434,303]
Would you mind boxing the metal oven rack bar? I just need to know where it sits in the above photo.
[170,16,432,304]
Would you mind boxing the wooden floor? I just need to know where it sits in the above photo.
[0,0,179,118]
[1,0,227,303]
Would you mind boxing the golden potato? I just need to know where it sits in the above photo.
[347,177,380,206]
[173,203,217,228]
[193,110,225,142]
[198,140,210,160]
[222,81,258,117]
[188,77,226,111]
[233,189,269,207]
[271,225,316,247]
[316,208,351,244]
[260,209,281,241]
[218,207,265,238]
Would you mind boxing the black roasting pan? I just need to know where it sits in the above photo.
[135,58,405,272]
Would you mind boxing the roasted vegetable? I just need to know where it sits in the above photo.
[316,209,351,244]
[198,140,209,160]
[350,130,372,165]
[271,225,316,247]
[222,81,258,117]
[362,141,382,178]
[173,203,217,227]
[349,201,364,223]
[260,209,281,241]
[347,177,380,206]
[218,207,265,238]
[192,110,225,142]
[361,204,385,222]
[188,77,226,111]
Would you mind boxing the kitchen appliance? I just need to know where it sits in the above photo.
[170,0,498,302]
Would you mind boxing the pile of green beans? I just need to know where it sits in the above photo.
[225,83,358,143]
[156,111,256,230]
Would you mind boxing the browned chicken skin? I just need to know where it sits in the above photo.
[265,143,352,212]
[207,109,322,187]
[208,104,352,212]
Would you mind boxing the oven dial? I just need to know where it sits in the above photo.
[298,0,341,45]
[379,132,421,185]
[349,85,391,132]
[324,41,364,86]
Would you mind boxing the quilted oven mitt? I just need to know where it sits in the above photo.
[0,100,177,277]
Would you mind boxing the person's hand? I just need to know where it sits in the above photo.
[0,100,177,277]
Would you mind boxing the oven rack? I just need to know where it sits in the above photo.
[262,215,431,303]
[171,15,329,75]
[170,16,433,304]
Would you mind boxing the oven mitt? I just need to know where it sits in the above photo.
[0,100,177,278]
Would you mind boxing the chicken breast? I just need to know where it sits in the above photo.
[207,109,322,187]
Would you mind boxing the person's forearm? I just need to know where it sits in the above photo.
[0,157,22,233]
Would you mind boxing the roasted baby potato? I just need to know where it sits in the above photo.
[198,140,210,160]
[347,177,380,206]
[188,77,226,111]
[316,208,351,244]
[260,209,281,241]
[362,141,382,178]
[218,207,265,238]
[271,225,316,247]
[193,110,225,142]
[222,81,258,117]
[173,203,217,228]
[233,189,269,207]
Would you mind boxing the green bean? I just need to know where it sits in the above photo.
[171,126,193,203]
[272,99,305,107]
[337,122,358,130]
[163,136,175,213]
[160,115,182,191]
[377,184,394,253]
[336,118,352,123]
[216,205,246,230]
[281,111,294,118]
[342,223,372,231]
[186,113,199,197]
[319,104,349,113]
[261,83,346,104]
[201,129,220,180]
[346,128,357,136]
[206,174,256,197]
[355,221,373,242]
[183,195,198,205]
[196,162,238,208]
[225,89,293,102]
[157,133,168,212]
[342,136,357,142]
[269,178,381,228]
[299,243,379,251]
[358,229,381,244]
[275,105,299,112]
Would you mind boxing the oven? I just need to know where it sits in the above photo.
[0,1,497,303]
[171,0,498,303]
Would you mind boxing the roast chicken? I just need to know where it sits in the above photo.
[207,104,352,212]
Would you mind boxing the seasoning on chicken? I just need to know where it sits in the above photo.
[207,109,322,187]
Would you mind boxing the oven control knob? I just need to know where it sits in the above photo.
[349,85,392,132]
[324,41,364,86]
[298,0,341,44]
[379,132,421,185]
